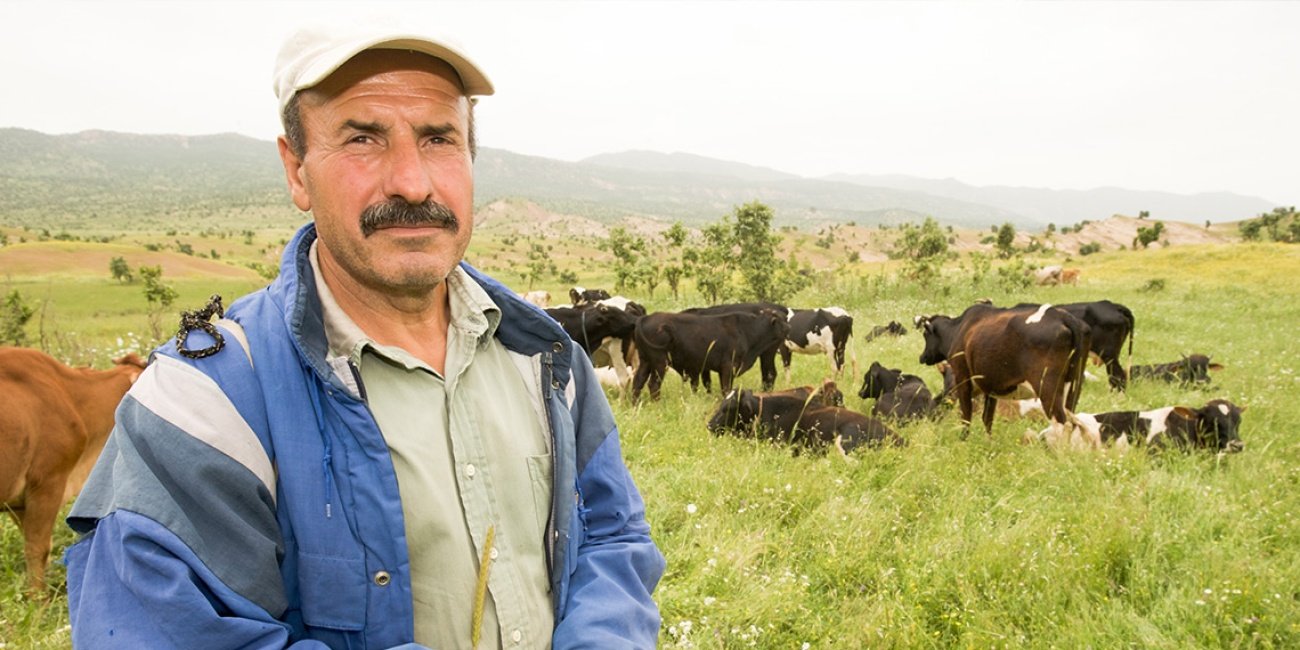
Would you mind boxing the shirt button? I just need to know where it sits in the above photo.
[373,571,391,586]
[511,629,523,643]
[489,547,499,560]
[465,463,477,478]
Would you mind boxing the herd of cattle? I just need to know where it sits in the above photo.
[529,286,1245,457]
[0,285,1244,594]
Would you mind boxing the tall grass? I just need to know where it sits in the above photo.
[3,243,1299,647]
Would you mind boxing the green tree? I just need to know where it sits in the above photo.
[892,217,950,286]
[995,222,1017,259]
[523,243,548,289]
[687,220,736,304]
[139,265,179,343]
[1,289,36,345]
[109,256,133,283]
[1134,221,1165,248]
[733,201,780,301]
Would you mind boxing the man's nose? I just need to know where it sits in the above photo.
[383,138,434,205]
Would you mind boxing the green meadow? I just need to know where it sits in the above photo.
[3,236,1299,648]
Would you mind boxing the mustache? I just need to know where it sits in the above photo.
[359,199,459,236]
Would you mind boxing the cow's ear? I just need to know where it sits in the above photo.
[1172,406,1199,421]
[1238,404,1248,413]
[1209,363,1225,371]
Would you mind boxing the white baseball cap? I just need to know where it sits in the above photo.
[273,24,494,112]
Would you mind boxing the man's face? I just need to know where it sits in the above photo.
[279,49,474,298]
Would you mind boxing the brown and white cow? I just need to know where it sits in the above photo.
[1044,399,1245,453]
[1,347,147,593]
[632,308,790,400]
[521,290,552,308]
[917,303,1092,441]
[1015,300,1135,390]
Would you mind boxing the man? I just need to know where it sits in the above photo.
[63,24,665,649]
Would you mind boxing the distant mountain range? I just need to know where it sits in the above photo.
[0,128,1278,231]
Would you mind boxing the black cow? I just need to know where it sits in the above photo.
[863,320,908,342]
[779,307,855,379]
[917,303,1092,439]
[682,302,791,391]
[543,302,639,387]
[1131,354,1223,385]
[632,308,790,400]
[857,361,939,421]
[569,286,612,306]
[1060,400,1245,452]
[707,388,904,454]
[1016,300,1135,390]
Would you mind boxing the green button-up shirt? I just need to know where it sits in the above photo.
[312,244,554,649]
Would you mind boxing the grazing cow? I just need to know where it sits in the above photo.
[682,301,792,391]
[1060,268,1081,285]
[569,286,612,306]
[632,308,790,400]
[1131,354,1223,385]
[864,320,908,342]
[545,303,641,386]
[1,348,147,592]
[707,388,904,454]
[917,303,1092,440]
[779,307,855,380]
[1051,399,1245,453]
[521,290,552,308]
[1033,265,1063,286]
[1016,300,1135,390]
[857,361,939,421]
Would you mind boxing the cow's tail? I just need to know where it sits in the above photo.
[1116,303,1136,370]
[1066,318,1090,412]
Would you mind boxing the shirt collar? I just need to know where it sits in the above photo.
[309,240,502,366]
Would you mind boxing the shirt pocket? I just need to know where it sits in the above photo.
[526,453,553,537]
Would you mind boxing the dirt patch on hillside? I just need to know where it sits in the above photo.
[1045,215,1235,254]
[0,242,260,279]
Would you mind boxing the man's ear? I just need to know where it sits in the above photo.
[277,136,312,212]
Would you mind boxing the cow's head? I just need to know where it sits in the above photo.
[707,389,761,434]
[1179,354,1224,384]
[837,418,907,455]
[858,361,900,399]
[758,308,793,342]
[916,315,954,366]
[818,379,845,407]
[1171,399,1246,452]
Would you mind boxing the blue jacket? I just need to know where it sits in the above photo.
[65,223,665,649]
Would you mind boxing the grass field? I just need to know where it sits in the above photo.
[3,239,1299,648]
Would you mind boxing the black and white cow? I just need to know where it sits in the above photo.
[569,286,612,306]
[1014,300,1135,391]
[863,320,908,342]
[779,307,855,380]
[707,388,904,454]
[632,308,790,401]
[682,302,792,391]
[857,361,939,421]
[1131,354,1223,385]
[1047,399,1245,453]
[547,298,646,388]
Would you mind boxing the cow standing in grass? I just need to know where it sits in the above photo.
[1,348,147,593]
[918,303,1092,443]
[632,308,789,400]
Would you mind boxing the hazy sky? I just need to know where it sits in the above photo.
[2,1,1296,206]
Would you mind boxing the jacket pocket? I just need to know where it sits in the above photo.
[297,552,367,631]
[526,453,553,538]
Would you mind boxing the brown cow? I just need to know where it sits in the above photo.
[1060,268,1081,285]
[1,347,147,593]
[917,304,1092,443]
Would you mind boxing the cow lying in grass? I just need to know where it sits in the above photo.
[1130,353,1223,385]
[707,386,903,455]
[1033,399,1246,453]
[857,361,940,421]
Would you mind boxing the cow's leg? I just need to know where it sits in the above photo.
[981,394,997,433]
[18,475,68,595]
[955,376,974,438]
[760,350,777,392]
[647,364,665,401]
[631,359,652,401]
[1104,355,1127,391]
[779,345,793,384]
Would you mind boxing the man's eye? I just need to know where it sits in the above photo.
[348,135,375,145]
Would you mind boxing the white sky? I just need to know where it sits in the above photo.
[2,1,1296,206]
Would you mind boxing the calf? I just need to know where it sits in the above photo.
[632,308,790,400]
[1060,268,1081,285]
[1054,399,1245,453]
[1131,354,1223,385]
[682,301,792,391]
[863,320,908,342]
[1033,265,1063,286]
[779,307,855,380]
[1,348,147,592]
[857,361,938,421]
[707,388,904,454]
[520,290,552,308]
[917,303,1092,441]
